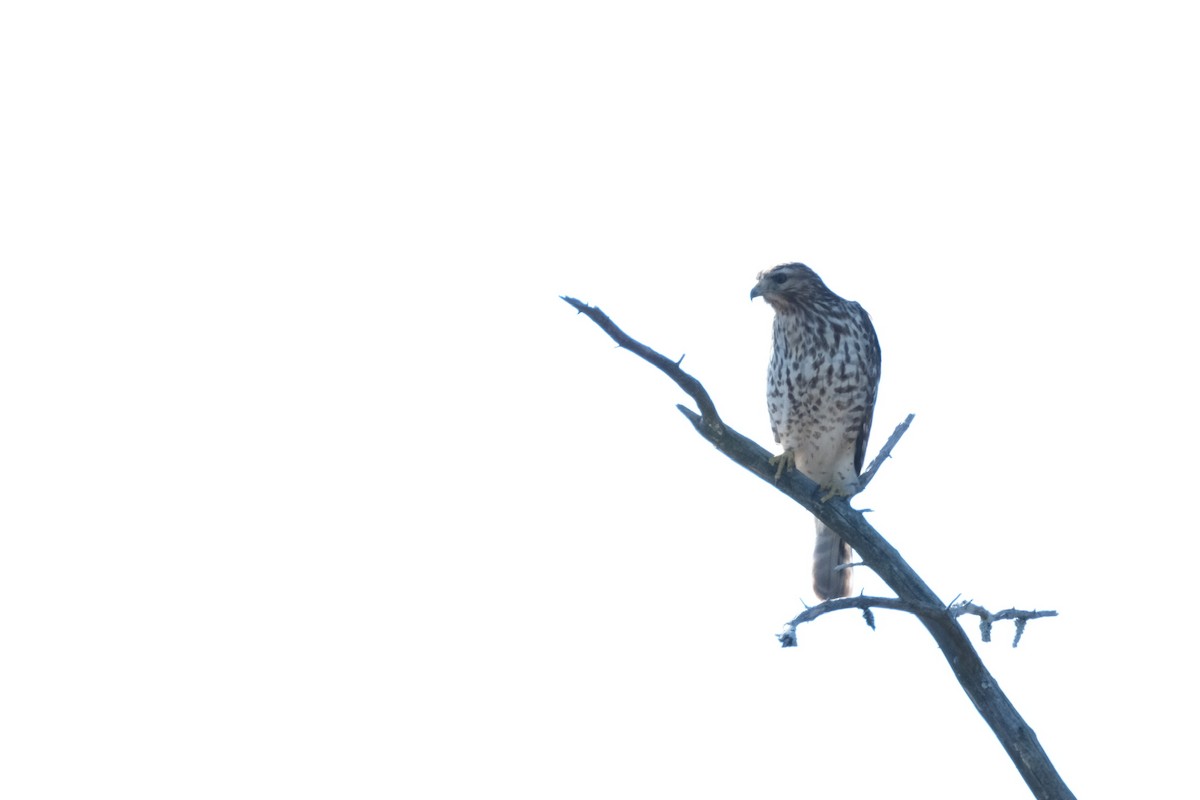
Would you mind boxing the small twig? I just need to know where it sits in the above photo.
[950,601,1058,648]
[561,296,723,433]
[856,413,915,492]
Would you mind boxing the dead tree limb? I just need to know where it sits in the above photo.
[562,295,1075,800]
[778,595,945,645]
[951,601,1059,647]
[857,413,913,492]
[779,596,1057,650]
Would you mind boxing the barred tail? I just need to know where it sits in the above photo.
[812,521,853,600]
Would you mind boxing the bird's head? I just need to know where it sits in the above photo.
[750,263,829,311]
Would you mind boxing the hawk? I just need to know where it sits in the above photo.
[751,263,881,600]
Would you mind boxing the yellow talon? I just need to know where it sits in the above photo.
[819,484,854,502]
[768,449,795,482]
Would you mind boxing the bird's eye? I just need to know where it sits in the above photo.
[771,273,787,284]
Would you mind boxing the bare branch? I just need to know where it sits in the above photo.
[564,298,1076,800]
[951,601,1059,647]
[856,413,915,492]
[777,596,1058,649]
[561,296,723,434]
[777,595,947,646]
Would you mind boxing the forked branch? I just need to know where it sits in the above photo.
[951,601,1059,647]
[779,596,1058,650]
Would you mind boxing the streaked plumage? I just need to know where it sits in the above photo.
[750,263,881,599]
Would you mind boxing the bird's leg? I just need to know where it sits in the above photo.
[769,452,855,501]
[819,476,858,503]
[768,449,796,482]
[820,486,851,503]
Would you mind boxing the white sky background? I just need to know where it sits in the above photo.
[3,3,1198,797]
